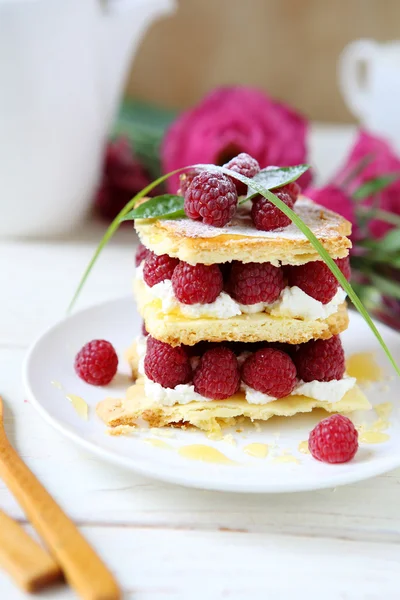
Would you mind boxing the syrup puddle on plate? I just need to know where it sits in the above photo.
[298,440,310,454]
[243,443,269,458]
[346,352,383,383]
[359,431,390,444]
[65,393,89,420]
[178,445,235,465]
[272,454,300,465]
[375,402,392,420]
[51,380,63,390]
[144,439,173,450]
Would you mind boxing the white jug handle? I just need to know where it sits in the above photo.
[338,39,378,120]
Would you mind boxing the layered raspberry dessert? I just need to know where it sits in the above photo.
[97,155,369,432]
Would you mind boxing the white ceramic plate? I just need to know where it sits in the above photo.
[23,297,400,493]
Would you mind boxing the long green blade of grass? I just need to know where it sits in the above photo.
[69,163,400,377]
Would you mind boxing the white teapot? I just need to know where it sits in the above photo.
[339,39,400,149]
[0,0,176,237]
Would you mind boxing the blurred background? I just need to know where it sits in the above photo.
[126,0,400,123]
[2,0,400,325]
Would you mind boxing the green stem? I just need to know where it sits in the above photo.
[356,207,400,228]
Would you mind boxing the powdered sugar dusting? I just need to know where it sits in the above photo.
[159,198,346,241]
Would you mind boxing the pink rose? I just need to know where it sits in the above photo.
[161,86,311,193]
[335,131,400,238]
[306,184,358,241]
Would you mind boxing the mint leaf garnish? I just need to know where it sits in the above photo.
[239,164,309,204]
[122,194,185,220]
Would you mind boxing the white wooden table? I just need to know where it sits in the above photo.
[2,121,400,599]
[1,220,400,600]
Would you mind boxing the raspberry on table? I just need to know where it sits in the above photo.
[294,336,345,382]
[308,414,358,463]
[228,261,285,305]
[144,336,192,388]
[178,170,199,195]
[286,260,338,304]
[74,340,118,386]
[335,256,351,281]
[143,251,179,287]
[251,191,294,231]
[241,348,297,398]
[276,181,301,204]
[172,261,223,304]
[193,346,241,399]
[184,171,238,227]
[135,243,150,266]
[224,153,260,196]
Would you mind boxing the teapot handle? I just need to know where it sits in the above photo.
[338,39,378,121]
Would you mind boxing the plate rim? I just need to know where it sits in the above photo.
[22,295,400,493]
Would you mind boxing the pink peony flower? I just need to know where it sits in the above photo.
[161,86,311,193]
[335,131,400,238]
[95,138,151,221]
[306,184,358,240]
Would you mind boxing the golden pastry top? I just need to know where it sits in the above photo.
[135,196,352,266]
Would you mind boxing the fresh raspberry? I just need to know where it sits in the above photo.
[241,348,297,397]
[251,191,294,231]
[178,171,199,195]
[228,261,285,305]
[74,340,118,386]
[172,261,223,304]
[335,256,351,281]
[193,346,240,399]
[294,336,345,382]
[287,260,338,304]
[144,336,191,388]
[309,414,358,464]
[143,251,179,287]
[184,171,238,227]
[135,243,149,266]
[276,181,301,204]
[224,153,260,196]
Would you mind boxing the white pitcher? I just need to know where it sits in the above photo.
[339,39,400,149]
[0,0,176,238]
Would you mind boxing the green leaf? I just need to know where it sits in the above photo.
[376,228,400,253]
[122,195,185,221]
[245,164,310,200]
[353,174,399,200]
[112,99,178,179]
[370,273,400,300]
[69,161,400,379]
[356,206,400,228]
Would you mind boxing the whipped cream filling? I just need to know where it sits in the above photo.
[136,336,355,407]
[144,379,209,406]
[241,376,356,405]
[136,264,346,321]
